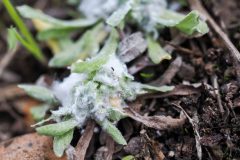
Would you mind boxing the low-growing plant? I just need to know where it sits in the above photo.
[12,0,209,157]
[19,29,174,156]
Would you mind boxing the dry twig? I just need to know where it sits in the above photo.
[75,120,96,160]
[0,45,18,78]
[125,108,186,130]
[141,84,201,99]
[142,132,165,160]
[172,103,202,160]
[150,56,182,86]
[105,136,115,160]
[211,74,224,115]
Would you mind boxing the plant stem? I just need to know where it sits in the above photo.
[2,0,46,62]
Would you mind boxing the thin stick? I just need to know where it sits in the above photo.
[0,45,18,77]
[105,136,115,160]
[150,56,182,86]
[165,41,198,56]
[211,74,224,115]
[75,120,95,160]
[172,103,202,160]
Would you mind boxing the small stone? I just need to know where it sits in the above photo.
[168,151,175,157]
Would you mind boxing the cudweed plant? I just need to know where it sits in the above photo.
[15,0,209,157]
[19,30,173,157]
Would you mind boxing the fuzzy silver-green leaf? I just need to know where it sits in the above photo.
[30,104,50,121]
[7,27,18,50]
[36,118,77,136]
[107,108,127,121]
[147,36,171,64]
[17,5,96,40]
[17,5,96,27]
[18,84,59,104]
[106,0,133,27]
[98,119,127,145]
[49,23,106,67]
[156,10,209,36]
[71,29,118,73]
[53,129,74,157]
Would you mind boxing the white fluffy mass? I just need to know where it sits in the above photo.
[50,55,140,126]
[51,73,87,107]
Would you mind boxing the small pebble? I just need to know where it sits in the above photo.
[168,151,175,157]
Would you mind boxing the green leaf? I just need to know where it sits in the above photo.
[140,72,154,78]
[18,84,59,104]
[98,119,127,145]
[3,0,45,62]
[17,5,97,40]
[156,10,208,36]
[71,29,118,73]
[147,36,171,64]
[156,9,185,27]
[36,118,77,136]
[49,23,106,67]
[122,155,135,160]
[17,5,96,27]
[30,104,50,121]
[106,0,134,27]
[194,20,209,36]
[59,37,73,47]
[175,11,208,35]
[107,108,127,121]
[12,29,36,53]
[140,84,174,92]
[7,27,18,50]
[53,129,74,157]
[67,0,79,5]
[6,28,44,61]
[37,27,75,40]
